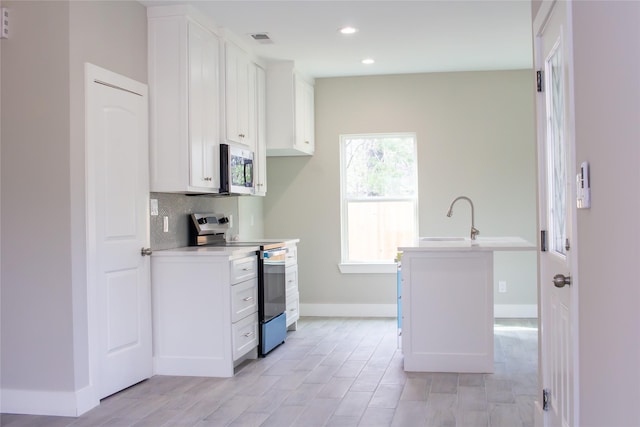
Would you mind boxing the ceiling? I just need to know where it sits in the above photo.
[141,0,534,79]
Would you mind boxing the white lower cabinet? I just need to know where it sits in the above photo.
[151,250,259,377]
[401,250,494,373]
[285,243,300,330]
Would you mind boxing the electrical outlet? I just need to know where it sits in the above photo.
[498,281,507,293]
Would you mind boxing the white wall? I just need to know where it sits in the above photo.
[1,0,75,395]
[1,0,147,415]
[0,1,3,402]
[265,70,538,316]
[570,1,640,425]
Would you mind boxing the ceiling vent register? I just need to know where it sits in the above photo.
[250,33,273,44]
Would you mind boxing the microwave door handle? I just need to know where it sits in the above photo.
[243,163,247,186]
[245,161,253,187]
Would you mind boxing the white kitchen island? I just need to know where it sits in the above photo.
[398,237,535,373]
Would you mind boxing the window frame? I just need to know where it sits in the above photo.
[338,132,419,274]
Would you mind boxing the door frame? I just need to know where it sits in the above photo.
[533,1,580,425]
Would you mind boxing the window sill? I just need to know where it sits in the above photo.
[338,263,397,274]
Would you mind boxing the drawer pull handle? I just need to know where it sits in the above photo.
[243,296,254,301]
[242,267,252,271]
[243,332,254,338]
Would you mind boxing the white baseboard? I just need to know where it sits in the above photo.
[300,303,537,319]
[494,304,538,318]
[0,385,99,417]
[300,303,397,317]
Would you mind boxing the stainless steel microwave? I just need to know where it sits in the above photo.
[220,143,254,195]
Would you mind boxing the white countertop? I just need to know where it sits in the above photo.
[151,238,300,258]
[228,238,300,245]
[399,236,536,252]
[151,245,261,258]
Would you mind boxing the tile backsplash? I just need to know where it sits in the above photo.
[150,192,240,250]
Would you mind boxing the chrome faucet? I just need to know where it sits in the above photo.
[446,196,480,240]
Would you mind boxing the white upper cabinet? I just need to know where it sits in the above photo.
[226,39,267,195]
[266,61,315,156]
[225,41,252,147]
[148,6,221,193]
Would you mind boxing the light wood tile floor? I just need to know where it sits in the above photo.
[1,317,538,427]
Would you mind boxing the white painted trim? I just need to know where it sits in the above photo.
[74,384,99,417]
[0,387,99,417]
[300,303,397,317]
[300,303,537,319]
[494,304,538,318]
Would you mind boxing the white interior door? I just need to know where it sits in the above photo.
[534,2,576,426]
[86,64,152,399]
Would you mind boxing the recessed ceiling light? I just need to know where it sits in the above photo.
[339,26,358,35]
[362,58,375,65]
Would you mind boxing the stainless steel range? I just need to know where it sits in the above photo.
[189,213,287,356]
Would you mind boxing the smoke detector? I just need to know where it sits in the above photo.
[249,33,273,44]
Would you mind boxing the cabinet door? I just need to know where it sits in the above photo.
[294,77,314,154]
[254,64,267,195]
[225,42,250,146]
[302,82,315,153]
[188,21,220,190]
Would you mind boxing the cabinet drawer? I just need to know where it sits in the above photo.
[232,312,258,360]
[285,264,298,294]
[230,255,257,284]
[285,245,297,267]
[231,277,258,323]
[286,292,299,326]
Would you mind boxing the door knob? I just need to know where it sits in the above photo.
[141,247,153,256]
[553,274,571,288]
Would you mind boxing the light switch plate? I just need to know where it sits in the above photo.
[150,199,159,216]
[1,8,9,39]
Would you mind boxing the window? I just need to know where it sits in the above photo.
[339,133,418,272]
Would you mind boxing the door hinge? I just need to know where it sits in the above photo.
[536,70,544,92]
[540,230,547,252]
[543,388,551,411]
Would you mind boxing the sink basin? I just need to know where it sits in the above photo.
[420,237,467,242]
